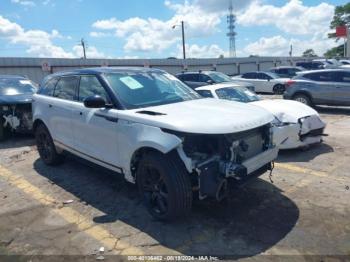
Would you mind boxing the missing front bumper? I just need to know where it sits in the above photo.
[197,147,278,200]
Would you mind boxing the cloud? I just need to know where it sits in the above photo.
[237,0,334,35]
[73,45,108,59]
[0,15,108,58]
[11,0,36,6]
[178,44,227,58]
[92,0,225,53]
[192,0,253,14]
[243,32,337,57]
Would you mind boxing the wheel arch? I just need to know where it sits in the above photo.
[292,90,313,102]
[32,118,48,133]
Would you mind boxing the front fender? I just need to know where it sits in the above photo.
[117,120,182,182]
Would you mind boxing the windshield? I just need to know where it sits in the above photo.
[0,78,37,96]
[207,72,233,83]
[215,87,260,103]
[104,72,202,109]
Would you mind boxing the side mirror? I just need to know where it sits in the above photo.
[83,95,106,108]
[207,79,214,85]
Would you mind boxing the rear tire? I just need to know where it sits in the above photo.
[137,151,192,221]
[293,93,312,107]
[0,119,5,141]
[273,84,286,95]
[35,124,64,166]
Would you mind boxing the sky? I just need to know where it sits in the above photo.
[0,0,348,59]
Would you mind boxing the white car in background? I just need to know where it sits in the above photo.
[196,83,326,150]
[232,71,290,94]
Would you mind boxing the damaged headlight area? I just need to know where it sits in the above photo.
[1,104,33,133]
[165,124,276,201]
[298,115,326,141]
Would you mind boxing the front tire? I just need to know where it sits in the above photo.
[293,93,312,106]
[35,124,64,166]
[137,151,192,221]
[273,84,286,95]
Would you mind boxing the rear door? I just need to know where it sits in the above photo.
[49,76,79,147]
[70,75,120,167]
[256,73,273,93]
[302,72,336,104]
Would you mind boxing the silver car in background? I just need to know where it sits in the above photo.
[284,69,350,107]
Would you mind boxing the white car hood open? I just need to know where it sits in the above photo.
[118,98,274,134]
[251,99,319,123]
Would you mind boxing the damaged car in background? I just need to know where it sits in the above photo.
[33,67,279,221]
[196,83,326,150]
[0,75,37,141]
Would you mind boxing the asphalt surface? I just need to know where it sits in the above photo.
[0,101,349,261]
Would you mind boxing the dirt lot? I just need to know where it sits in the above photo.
[0,104,350,261]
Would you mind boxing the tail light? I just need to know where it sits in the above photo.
[286,80,296,88]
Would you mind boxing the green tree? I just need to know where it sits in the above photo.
[328,3,350,39]
[324,44,345,58]
[302,49,318,57]
[325,3,350,57]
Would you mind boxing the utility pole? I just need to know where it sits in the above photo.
[172,21,186,59]
[181,21,186,60]
[347,26,350,58]
[81,38,87,59]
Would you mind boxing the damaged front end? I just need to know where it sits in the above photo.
[274,115,326,150]
[169,124,278,201]
[1,103,33,134]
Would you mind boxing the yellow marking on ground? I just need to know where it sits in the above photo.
[285,178,313,194]
[0,165,144,255]
[275,163,346,182]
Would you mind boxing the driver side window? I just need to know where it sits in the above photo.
[78,76,110,102]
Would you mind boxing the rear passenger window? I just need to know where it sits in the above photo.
[39,77,58,96]
[242,73,256,79]
[197,90,214,98]
[181,74,199,82]
[78,76,109,102]
[53,77,78,100]
[303,72,332,82]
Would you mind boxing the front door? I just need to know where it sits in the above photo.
[70,75,120,168]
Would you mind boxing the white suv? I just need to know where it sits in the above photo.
[33,67,279,221]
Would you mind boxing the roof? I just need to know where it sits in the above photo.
[195,82,243,92]
[0,75,26,79]
[270,66,302,69]
[176,71,215,75]
[297,68,350,75]
[50,67,165,77]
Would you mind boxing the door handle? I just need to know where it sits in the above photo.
[79,112,83,116]
[48,104,53,108]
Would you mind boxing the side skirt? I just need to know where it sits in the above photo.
[53,140,124,174]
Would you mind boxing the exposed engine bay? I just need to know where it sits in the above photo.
[1,104,33,133]
[171,124,277,201]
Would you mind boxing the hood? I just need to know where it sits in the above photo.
[0,93,33,105]
[251,99,318,123]
[118,98,274,134]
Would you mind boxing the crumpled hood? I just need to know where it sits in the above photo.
[251,99,319,123]
[0,94,33,105]
[118,98,274,134]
